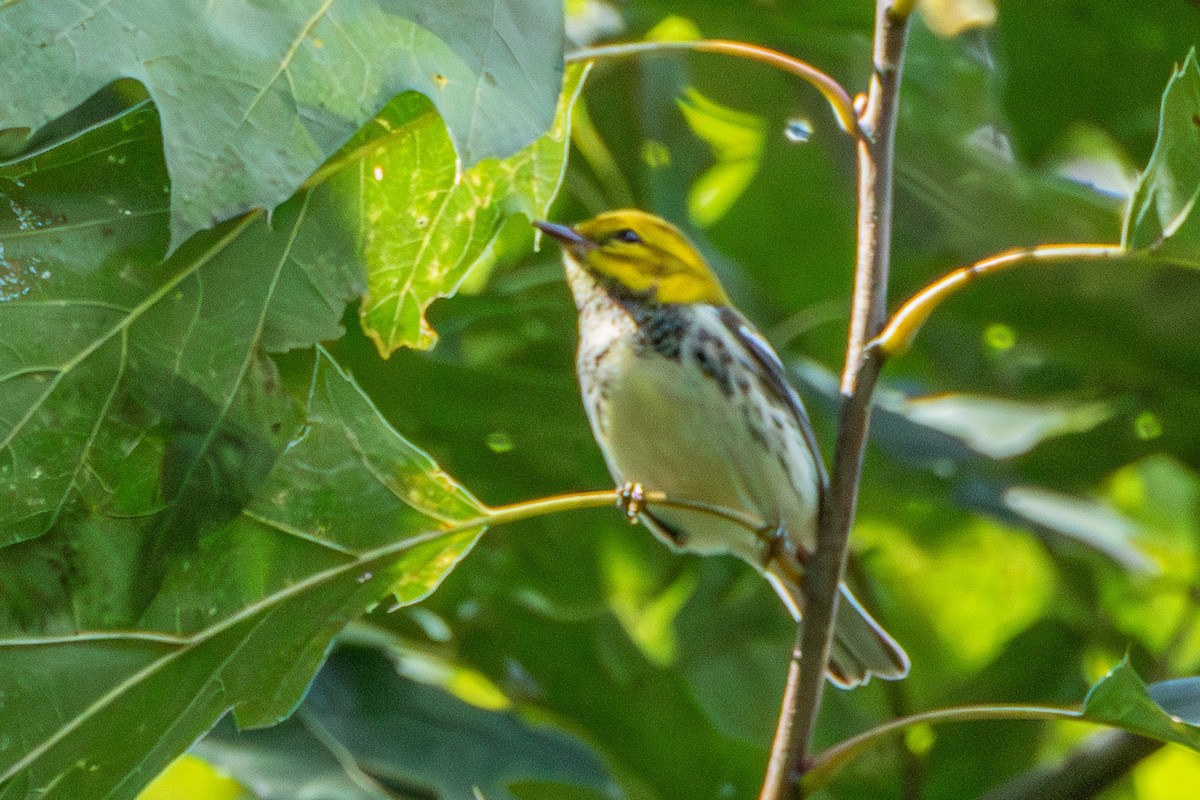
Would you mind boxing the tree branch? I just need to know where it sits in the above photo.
[872,244,1127,356]
[758,4,912,798]
[975,731,1162,800]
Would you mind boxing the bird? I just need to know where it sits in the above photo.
[534,209,908,687]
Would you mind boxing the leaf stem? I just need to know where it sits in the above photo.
[872,244,1127,356]
[569,97,638,209]
[566,39,861,136]
[759,4,911,798]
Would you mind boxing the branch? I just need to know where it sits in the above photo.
[975,731,1162,800]
[482,488,767,534]
[760,3,912,798]
[872,244,1127,356]
[566,39,861,136]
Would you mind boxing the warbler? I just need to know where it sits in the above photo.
[535,209,908,687]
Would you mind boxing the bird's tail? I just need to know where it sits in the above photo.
[766,562,910,689]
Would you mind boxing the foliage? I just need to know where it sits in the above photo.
[2,1,1200,799]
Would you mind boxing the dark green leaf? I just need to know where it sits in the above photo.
[0,350,486,798]
[0,103,356,550]
[197,644,613,800]
[1083,658,1200,750]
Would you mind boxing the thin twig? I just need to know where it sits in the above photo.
[566,39,861,136]
[484,488,767,535]
[759,4,912,798]
[872,244,1127,356]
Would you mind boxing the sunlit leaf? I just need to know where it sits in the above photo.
[359,64,588,356]
[0,350,486,798]
[136,756,247,800]
[857,516,1055,670]
[1131,747,1200,800]
[0,0,565,247]
[676,88,765,228]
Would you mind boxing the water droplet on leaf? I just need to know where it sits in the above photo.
[784,118,813,143]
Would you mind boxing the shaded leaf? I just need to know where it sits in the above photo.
[196,645,613,800]
[1124,49,1200,261]
[0,0,565,247]
[1,62,579,550]
[1148,678,1200,725]
[0,350,486,799]
[0,103,360,550]
[1001,485,1154,575]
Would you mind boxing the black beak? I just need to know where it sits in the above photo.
[533,220,594,253]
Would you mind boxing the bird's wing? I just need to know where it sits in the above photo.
[716,306,829,494]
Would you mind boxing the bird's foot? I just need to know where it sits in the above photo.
[616,482,645,525]
[759,522,806,577]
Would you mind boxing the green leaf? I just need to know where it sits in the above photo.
[0,349,486,799]
[0,0,565,247]
[1083,658,1200,750]
[359,63,588,356]
[136,755,248,800]
[0,103,360,550]
[195,644,614,800]
[0,103,364,546]
[1,62,582,548]
[1123,49,1200,261]
[675,88,765,228]
[887,392,1113,460]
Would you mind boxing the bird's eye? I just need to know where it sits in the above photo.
[613,228,642,244]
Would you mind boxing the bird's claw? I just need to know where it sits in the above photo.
[616,482,645,524]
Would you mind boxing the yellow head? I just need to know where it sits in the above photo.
[535,209,730,305]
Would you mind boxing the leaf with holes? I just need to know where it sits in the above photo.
[358,64,588,355]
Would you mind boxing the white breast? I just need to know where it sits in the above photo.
[578,301,820,562]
